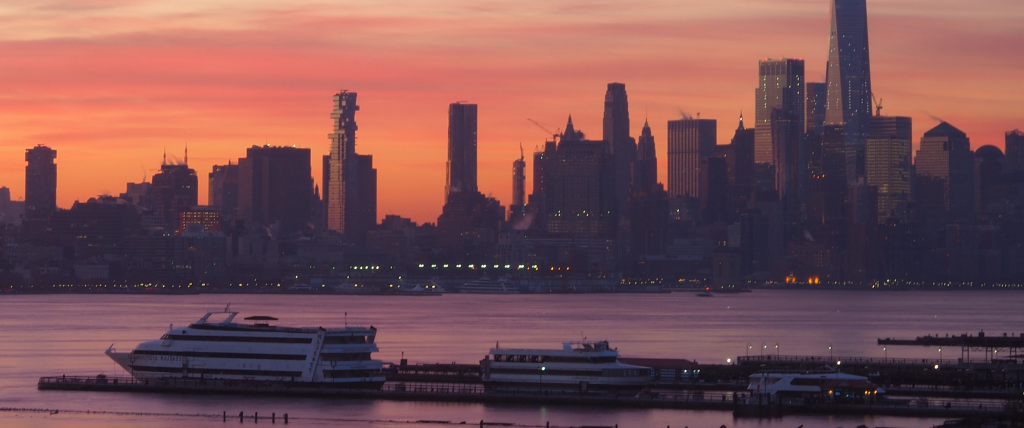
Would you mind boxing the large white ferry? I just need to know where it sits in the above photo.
[481,341,651,394]
[105,308,385,388]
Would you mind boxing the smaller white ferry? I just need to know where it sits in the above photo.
[481,341,651,394]
[105,308,385,389]
[746,371,883,401]
[459,277,519,294]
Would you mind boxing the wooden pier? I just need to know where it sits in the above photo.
[37,375,1024,420]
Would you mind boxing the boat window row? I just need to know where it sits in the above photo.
[322,369,381,379]
[492,355,617,364]
[160,334,313,344]
[320,352,372,362]
[490,368,603,377]
[132,350,307,361]
[129,365,303,378]
[323,335,374,344]
[601,369,650,377]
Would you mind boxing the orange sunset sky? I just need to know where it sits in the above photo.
[1,0,1022,224]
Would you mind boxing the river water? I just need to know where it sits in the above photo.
[2,290,1021,428]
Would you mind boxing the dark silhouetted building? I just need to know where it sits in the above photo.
[238,145,312,235]
[915,122,974,222]
[825,0,873,183]
[148,161,198,230]
[668,118,716,198]
[510,146,526,221]
[48,196,141,260]
[603,83,636,221]
[867,116,912,222]
[635,120,658,193]
[805,82,827,139]
[1006,129,1024,170]
[25,145,57,220]
[545,116,615,239]
[446,103,478,198]
[208,163,239,219]
[437,103,502,261]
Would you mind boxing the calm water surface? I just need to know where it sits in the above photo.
[2,290,1021,428]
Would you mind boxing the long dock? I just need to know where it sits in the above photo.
[37,375,1024,419]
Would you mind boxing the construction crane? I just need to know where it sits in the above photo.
[527,119,560,142]
[872,93,883,117]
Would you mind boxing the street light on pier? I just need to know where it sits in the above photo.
[761,343,766,357]
[540,366,546,390]
[938,347,942,363]
[747,343,752,357]
[775,343,779,358]
[829,344,833,360]
[883,346,887,362]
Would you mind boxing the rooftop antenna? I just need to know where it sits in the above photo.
[519,143,524,161]
[184,143,188,165]
[162,148,166,166]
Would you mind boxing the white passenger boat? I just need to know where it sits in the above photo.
[746,371,883,398]
[481,341,651,394]
[460,277,519,294]
[105,308,385,388]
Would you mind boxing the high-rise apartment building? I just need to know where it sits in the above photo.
[866,116,912,222]
[327,91,359,234]
[825,0,874,184]
[755,59,805,165]
[237,145,312,235]
[667,118,717,198]
[208,163,239,218]
[446,103,478,200]
[25,145,57,220]
[915,122,974,221]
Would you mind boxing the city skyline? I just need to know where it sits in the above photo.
[1,0,1022,224]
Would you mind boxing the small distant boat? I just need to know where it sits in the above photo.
[459,277,519,294]
[696,292,713,297]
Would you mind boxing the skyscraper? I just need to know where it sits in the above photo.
[510,146,526,221]
[25,145,57,220]
[915,122,974,222]
[667,118,717,199]
[148,160,198,230]
[603,83,636,220]
[544,116,615,238]
[437,102,502,261]
[237,145,312,235]
[446,103,478,200]
[825,0,873,184]
[635,120,658,193]
[755,59,805,166]
[866,116,912,222]
[208,163,239,218]
[1005,129,1024,170]
[805,82,828,138]
[327,91,359,234]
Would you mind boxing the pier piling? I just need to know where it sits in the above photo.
[272,412,275,423]
[239,411,243,423]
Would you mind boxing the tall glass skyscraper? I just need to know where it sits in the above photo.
[327,91,359,234]
[824,0,873,184]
